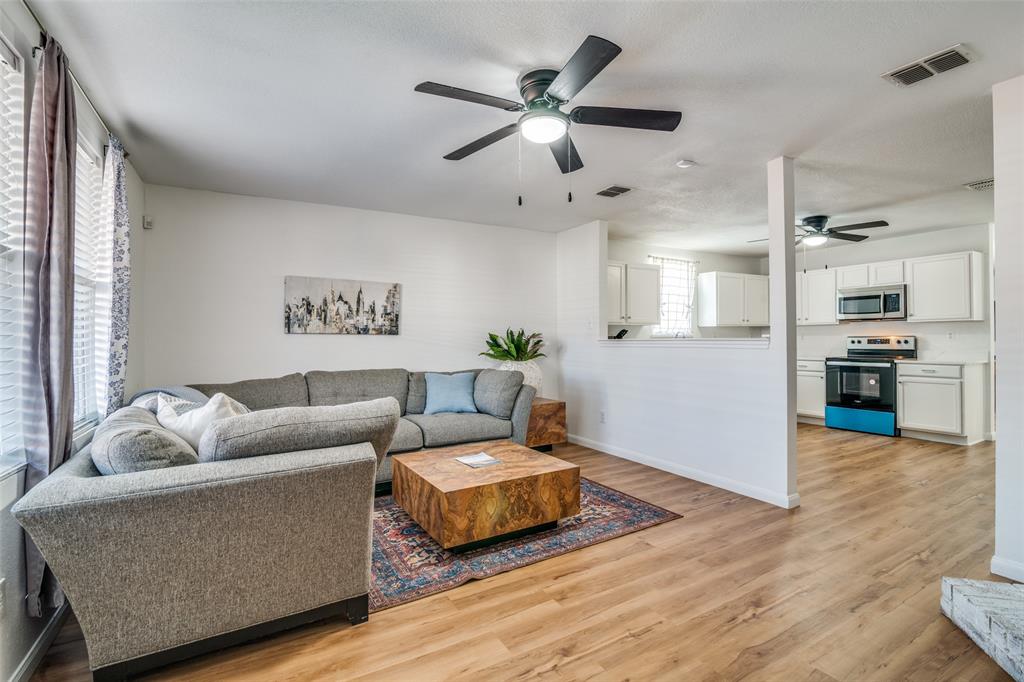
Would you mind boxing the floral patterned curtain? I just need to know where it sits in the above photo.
[100,135,130,415]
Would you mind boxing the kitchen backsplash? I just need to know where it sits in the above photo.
[797,319,990,361]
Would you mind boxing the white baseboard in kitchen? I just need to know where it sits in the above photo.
[567,434,800,510]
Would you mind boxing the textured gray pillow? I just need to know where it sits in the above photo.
[198,397,401,464]
[90,406,199,475]
[473,369,524,419]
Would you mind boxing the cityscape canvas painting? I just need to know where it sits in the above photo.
[284,276,401,335]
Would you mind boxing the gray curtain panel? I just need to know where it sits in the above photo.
[22,35,77,617]
[102,135,130,415]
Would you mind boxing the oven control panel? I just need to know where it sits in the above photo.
[845,335,916,351]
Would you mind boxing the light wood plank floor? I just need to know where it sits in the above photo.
[33,425,1006,681]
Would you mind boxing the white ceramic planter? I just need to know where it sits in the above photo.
[499,359,543,397]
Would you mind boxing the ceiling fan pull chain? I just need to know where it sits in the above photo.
[567,139,573,202]
[517,131,523,207]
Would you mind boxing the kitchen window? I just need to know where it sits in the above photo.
[648,255,697,338]
[0,35,24,459]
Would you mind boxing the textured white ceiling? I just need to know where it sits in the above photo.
[30,0,1024,254]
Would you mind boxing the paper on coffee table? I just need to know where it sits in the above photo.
[455,452,500,468]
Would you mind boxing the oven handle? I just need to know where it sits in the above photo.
[825,361,893,368]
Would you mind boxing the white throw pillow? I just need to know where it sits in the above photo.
[156,393,249,450]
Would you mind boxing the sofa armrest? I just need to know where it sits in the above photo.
[13,444,377,670]
[509,384,537,445]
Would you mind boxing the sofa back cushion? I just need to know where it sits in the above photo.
[189,373,309,410]
[473,369,524,419]
[198,398,400,464]
[407,369,482,414]
[90,406,198,475]
[305,368,409,414]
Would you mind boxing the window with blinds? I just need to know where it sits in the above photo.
[648,255,698,338]
[73,143,105,429]
[0,37,25,459]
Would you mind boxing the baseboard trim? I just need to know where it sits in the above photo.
[990,555,1024,582]
[10,602,69,682]
[567,434,800,509]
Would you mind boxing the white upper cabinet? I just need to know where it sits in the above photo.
[836,264,869,289]
[799,268,837,326]
[698,272,768,327]
[625,264,661,325]
[906,251,984,322]
[868,260,905,286]
[606,261,660,326]
[606,262,625,323]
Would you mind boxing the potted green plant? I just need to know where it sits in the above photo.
[480,328,546,395]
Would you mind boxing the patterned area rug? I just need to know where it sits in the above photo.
[370,478,680,611]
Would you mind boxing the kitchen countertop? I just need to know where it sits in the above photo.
[797,356,988,365]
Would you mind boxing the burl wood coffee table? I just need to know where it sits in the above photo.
[392,440,581,552]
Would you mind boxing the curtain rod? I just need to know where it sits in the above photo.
[20,0,128,158]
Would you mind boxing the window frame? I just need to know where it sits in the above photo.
[648,254,698,339]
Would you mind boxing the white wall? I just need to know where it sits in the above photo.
[607,239,764,339]
[557,220,797,508]
[773,224,992,362]
[135,185,560,396]
[991,75,1024,582]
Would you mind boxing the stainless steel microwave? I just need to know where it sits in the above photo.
[836,285,906,321]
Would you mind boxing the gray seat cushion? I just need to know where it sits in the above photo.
[473,369,524,419]
[189,373,309,410]
[90,406,198,475]
[306,369,409,414]
[198,398,400,464]
[404,412,512,448]
[390,417,424,454]
[406,369,482,414]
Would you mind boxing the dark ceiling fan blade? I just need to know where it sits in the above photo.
[544,35,622,103]
[828,220,889,233]
[443,123,519,160]
[828,232,869,242]
[415,82,524,112]
[570,106,681,131]
[549,135,583,174]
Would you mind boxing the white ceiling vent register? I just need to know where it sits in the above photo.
[882,44,973,87]
[963,178,994,192]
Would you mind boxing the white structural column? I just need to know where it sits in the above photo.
[992,75,1024,582]
[767,156,800,507]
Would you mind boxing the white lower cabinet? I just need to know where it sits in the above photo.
[896,362,987,444]
[897,377,962,435]
[796,371,826,418]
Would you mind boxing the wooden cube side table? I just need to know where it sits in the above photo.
[525,397,567,451]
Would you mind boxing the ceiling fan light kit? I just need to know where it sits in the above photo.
[519,108,569,143]
[802,234,828,247]
[415,35,682,175]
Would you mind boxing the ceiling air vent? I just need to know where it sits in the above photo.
[882,44,973,87]
[596,185,631,198]
[964,178,994,191]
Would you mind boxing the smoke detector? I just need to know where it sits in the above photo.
[882,44,973,87]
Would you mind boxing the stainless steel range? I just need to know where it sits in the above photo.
[824,335,917,436]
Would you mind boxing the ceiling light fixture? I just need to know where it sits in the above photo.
[519,109,569,144]
[675,159,697,168]
[802,234,828,247]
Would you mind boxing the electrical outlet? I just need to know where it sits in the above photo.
[947,331,956,340]
[600,411,607,424]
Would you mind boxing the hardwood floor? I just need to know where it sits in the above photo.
[33,425,1007,681]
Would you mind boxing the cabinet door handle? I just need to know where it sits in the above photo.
[922,369,937,373]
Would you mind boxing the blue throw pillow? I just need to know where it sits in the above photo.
[423,372,478,415]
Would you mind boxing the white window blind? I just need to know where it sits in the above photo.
[648,255,697,338]
[0,41,24,458]
[73,143,104,429]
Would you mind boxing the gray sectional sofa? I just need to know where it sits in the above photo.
[12,368,534,680]
[190,368,536,490]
